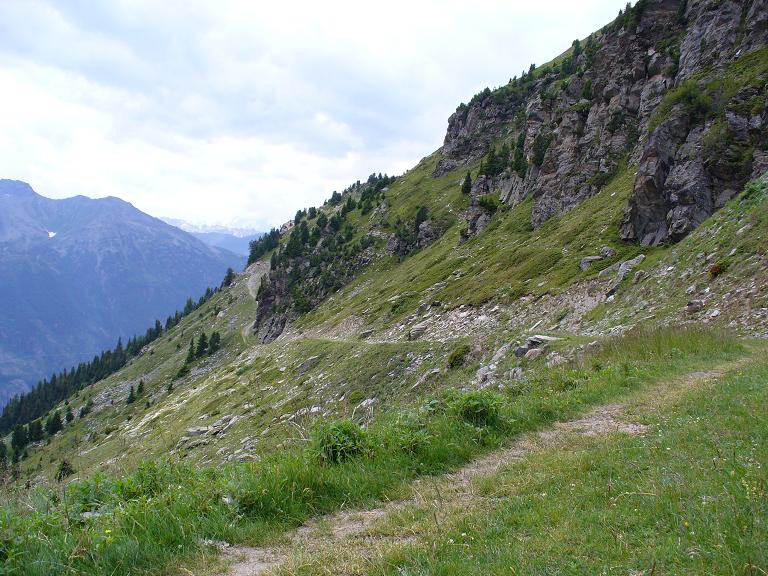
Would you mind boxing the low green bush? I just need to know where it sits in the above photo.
[311,419,370,463]
[452,391,502,427]
[447,344,471,369]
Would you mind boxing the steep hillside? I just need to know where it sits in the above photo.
[4,0,767,483]
[0,180,241,405]
[1,2,767,574]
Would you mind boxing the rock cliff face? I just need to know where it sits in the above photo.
[435,0,768,245]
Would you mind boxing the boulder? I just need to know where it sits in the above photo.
[580,256,603,271]
[298,356,321,375]
[524,348,544,361]
[409,321,430,340]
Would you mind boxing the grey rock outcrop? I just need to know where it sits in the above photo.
[434,0,768,244]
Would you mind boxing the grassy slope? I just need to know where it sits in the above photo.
[0,328,752,576]
[12,160,768,484]
[347,347,768,575]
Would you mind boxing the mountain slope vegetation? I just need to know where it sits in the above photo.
[1,1,767,574]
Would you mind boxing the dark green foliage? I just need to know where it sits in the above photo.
[447,344,471,369]
[452,390,502,427]
[137,379,144,396]
[127,386,136,404]
[308,206,317,219]
[461,172,472,194]
[185,339,195,364]
[581,78,593,100]
[45,411,63,436]
[513,132,528,177]
[0,441,7,465]
[56,459,75,481]
[328,191,342,205]
[65,408,74,423]
[0,286,217,435]
[78,399,94,419]
[221,267,236,288]
[478,194,500,214]
[195,333,208,358]
[247,228,280,265]
[479,144,510,177]
[28,420,44,442]
[11,425,28,453]
[532,131,553,166]
[311,419,369,464]
[208,332,221,355]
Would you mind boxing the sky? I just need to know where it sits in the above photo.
[0,1,628,231]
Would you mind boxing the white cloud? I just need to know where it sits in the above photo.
[0,0,628,229]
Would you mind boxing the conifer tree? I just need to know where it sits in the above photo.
[11,425,27,453]
[28,420,44,442]
[195,332,209,358]
[45,411,63,436]
[186,339,195,363]
[462,172,472,194]
[137,379,145,396]
[208,332,221,355]
[65,407,74,423]
[221,267,236,288]
[127,386,136,404]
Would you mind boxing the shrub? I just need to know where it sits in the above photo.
[447,344,471,369]
[311,419,369,464]
[478,194,500,214]
[532,132,553,166]
[452,391,502,427]
[709,260,729,278]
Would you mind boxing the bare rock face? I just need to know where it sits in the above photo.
[434,0,768,244]
[460,175,498,240]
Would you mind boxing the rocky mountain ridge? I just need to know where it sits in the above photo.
[437,0,767,245]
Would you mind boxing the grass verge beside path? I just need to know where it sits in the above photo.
[359,351,767,575]
[0,328,749,576]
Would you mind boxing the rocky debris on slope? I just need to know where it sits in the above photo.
[600,254,646,296]
[175,414,239,451]
[580,246,617,271]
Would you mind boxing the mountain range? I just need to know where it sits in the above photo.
[0,180,242,406]
[161,217,263,256]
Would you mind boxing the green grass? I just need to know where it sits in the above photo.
[0,327,749,575]
[369,347,767,575]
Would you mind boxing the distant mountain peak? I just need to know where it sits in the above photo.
[0,179,37,197]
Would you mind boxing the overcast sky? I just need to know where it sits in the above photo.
[0,1,628,230]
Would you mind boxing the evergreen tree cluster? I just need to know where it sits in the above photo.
[255,176,391,331]
[0,287,218,435]
[6,408,65,462]
[183,331,222,367]
[478,131,530,179]
[247,228,281,265]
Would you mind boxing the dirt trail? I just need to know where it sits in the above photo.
[213,361,745,576]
